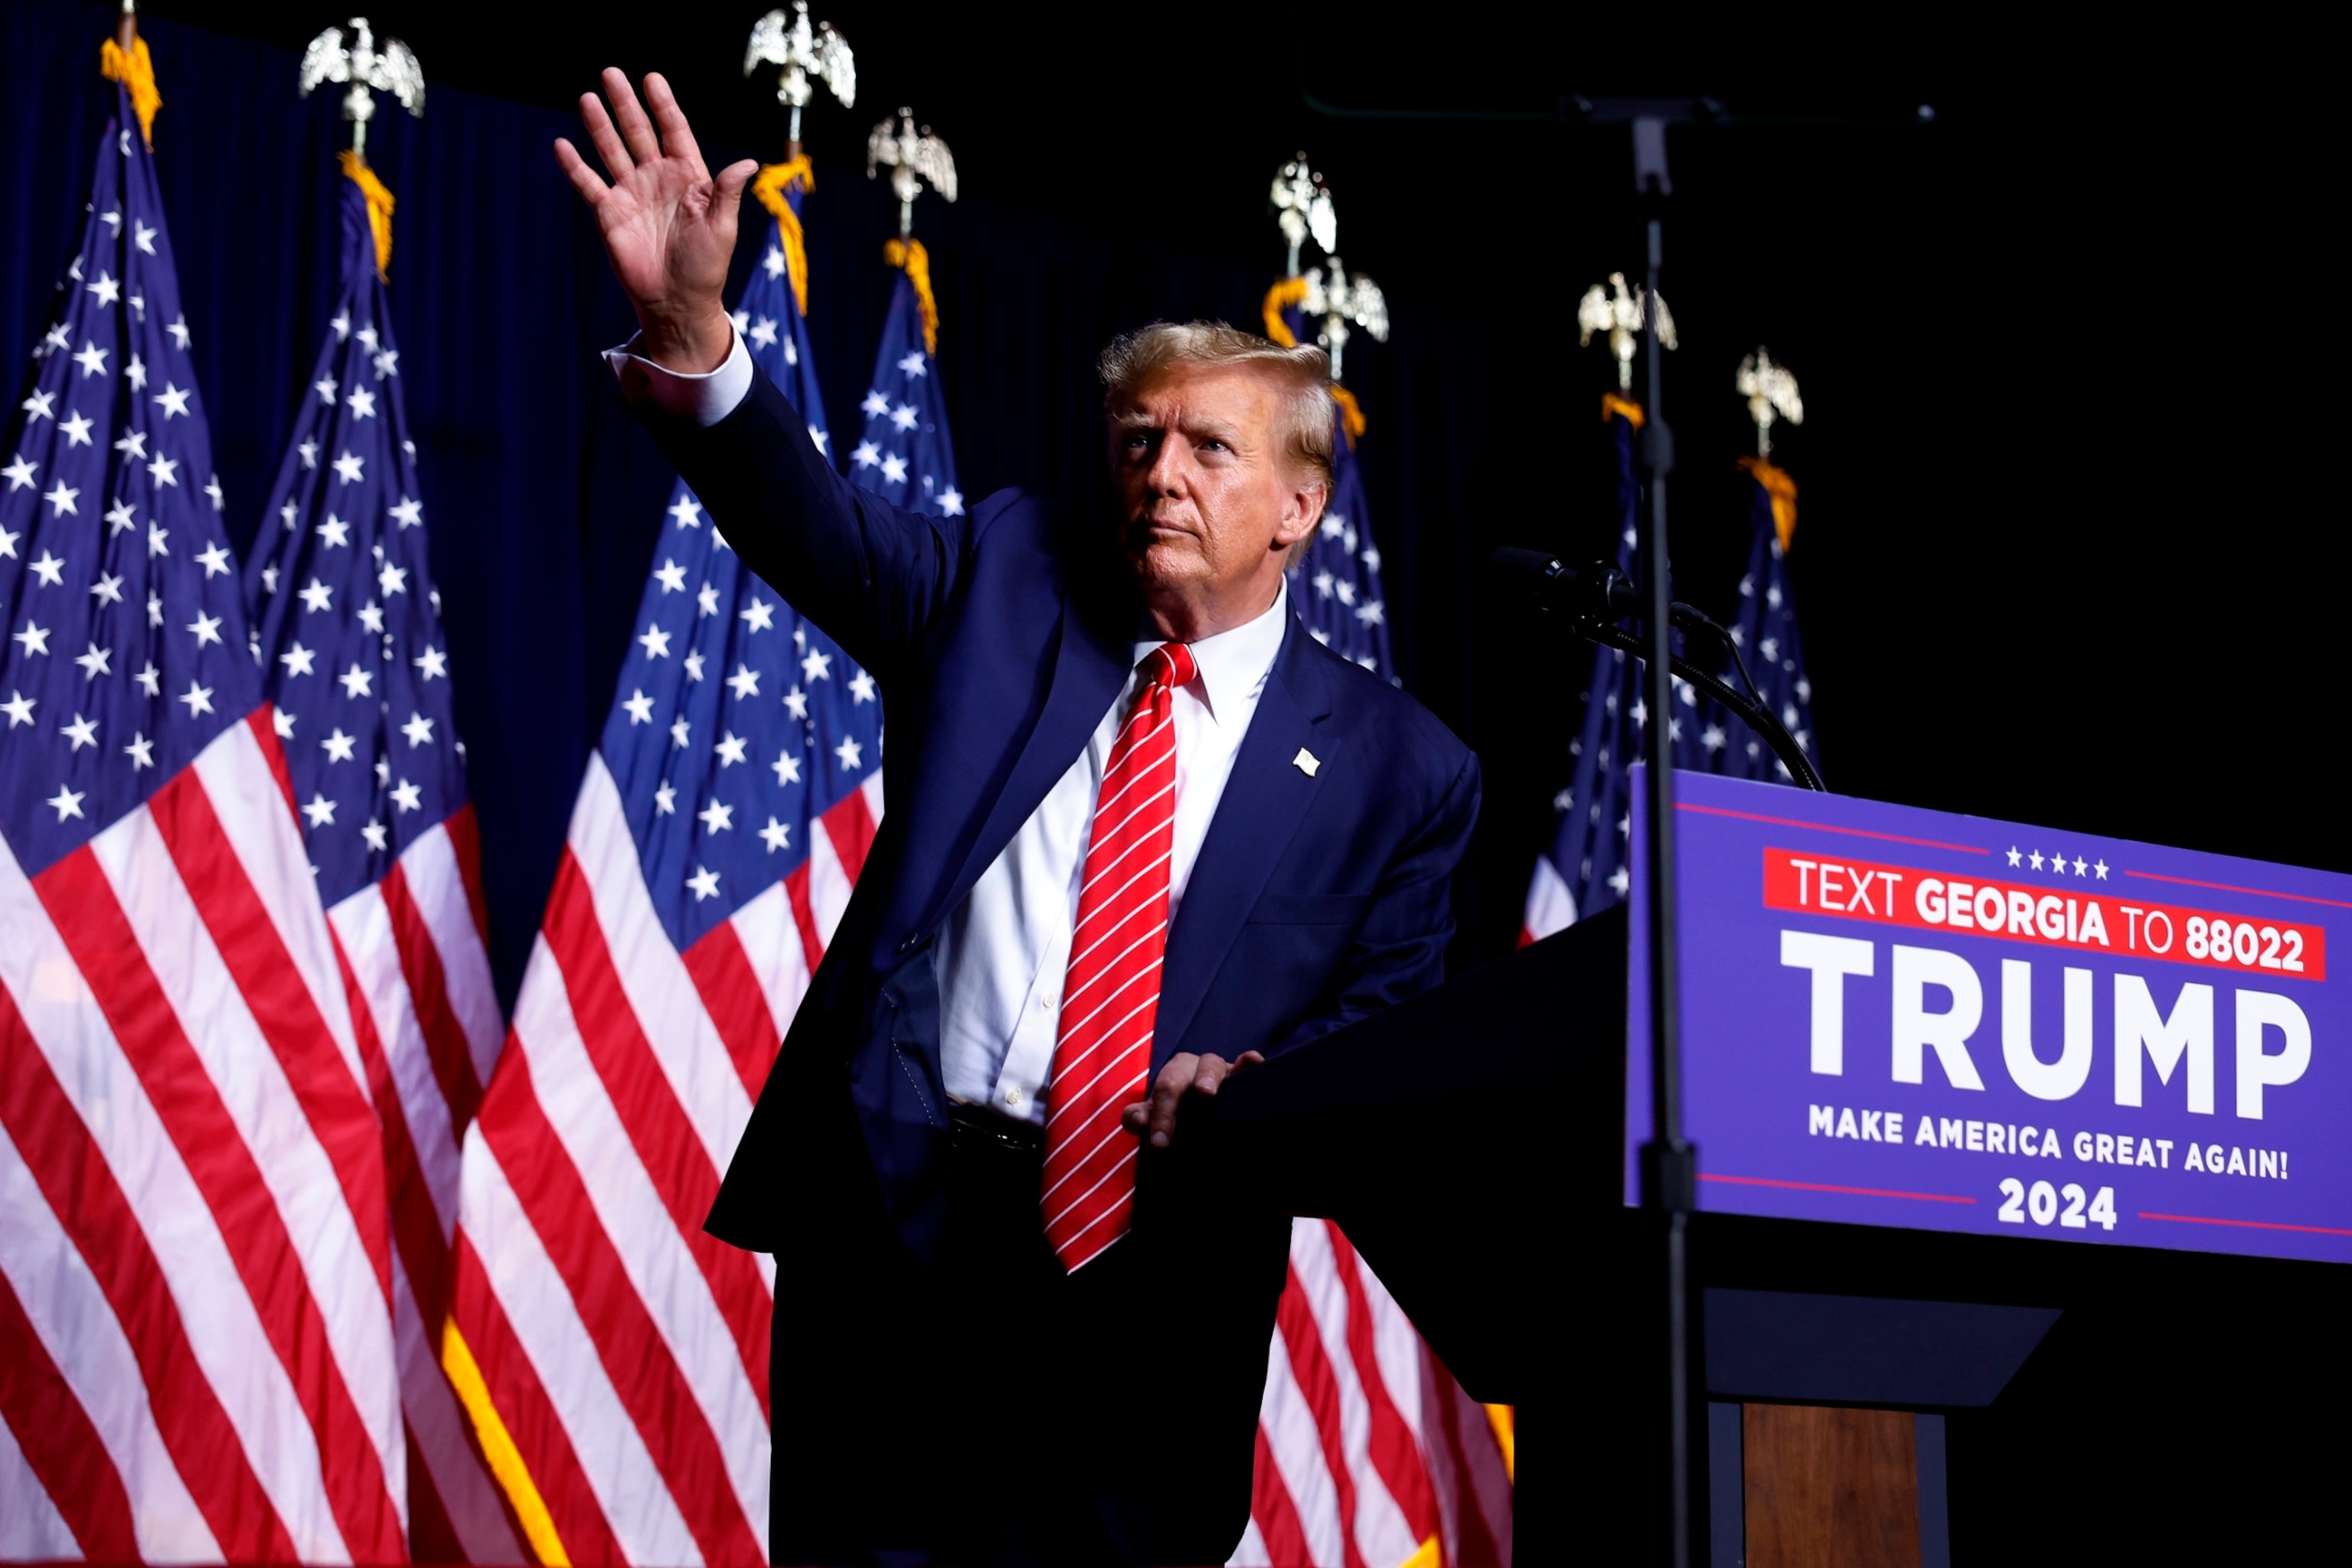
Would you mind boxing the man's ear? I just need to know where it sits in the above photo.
[1276,479,1328,549]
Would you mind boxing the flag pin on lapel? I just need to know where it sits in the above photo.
[1292,747,1321,778]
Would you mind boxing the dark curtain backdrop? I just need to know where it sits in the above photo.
[10,1,2350,1015]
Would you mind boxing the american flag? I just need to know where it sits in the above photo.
[845,238,960,518]
[1240,356,1515,1567]
[446,162,881,1565]
[1288,395,1394,679]
[1521,398,1701,942]
[1700,458,1815,782]
[0,88,407,1560]
[242,159,521,1562]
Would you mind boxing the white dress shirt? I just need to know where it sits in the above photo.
[611,335,1292,1125]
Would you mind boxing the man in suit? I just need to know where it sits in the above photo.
[559,70,1480,1564]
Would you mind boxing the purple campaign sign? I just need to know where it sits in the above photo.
[1627,768,2351,1265]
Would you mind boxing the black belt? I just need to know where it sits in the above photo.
[948,1100,1044,1156]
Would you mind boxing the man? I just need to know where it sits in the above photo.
[558,70,1479,1564]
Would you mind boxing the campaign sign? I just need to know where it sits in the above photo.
[1625,768,2351,1264]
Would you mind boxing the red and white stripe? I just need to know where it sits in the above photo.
[0,711,407,1562]
[1521,854,1576,947]
[447,753,883,1564]
[1233,1220,1514,1568]
[328,802,530,1563]
[1040,643,1191,1272]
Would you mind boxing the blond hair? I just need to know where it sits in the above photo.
[1098,321,1336,488]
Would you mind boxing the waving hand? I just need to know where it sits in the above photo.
[555,69,754,374]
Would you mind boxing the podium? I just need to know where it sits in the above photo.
[1187,773,2352,1563]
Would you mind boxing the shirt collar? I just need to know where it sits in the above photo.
[1132,577,1289,725]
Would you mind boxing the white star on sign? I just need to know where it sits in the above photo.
[0,691,33,727]
[835,736,864,770]
[727,664,760,699]
[123,731,154,769]
[62,713,98,750]
[2027,850,2044,871]
[402,712,436,748]
[848,669,877,704]
[302,793,337,828]
[2072,857,2087,877]
[179,681,215,717]
[2007,846,2023,867]
[73,642,110,679]
[414,645,448,681]
[48,786,85,822]
[772,749,802,785]
[391,779,423,813]
[153,383,191,420]
[623,688,655,724]
[638,623,673,659]
[59,411,93,447]
[338,663,374,698]
[669,496,703,528]
[760,817,792,853]
[2094,859,2110,880]
[196,542,231,578]
[800,648,832,682]
[688,865,721,901]
[322,727,358,762]
[655,557,688,593]
[332,450,365,484]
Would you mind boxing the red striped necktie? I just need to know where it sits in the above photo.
[1040,640,1197,1272]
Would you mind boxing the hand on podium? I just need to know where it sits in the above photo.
[555,68,753,376]
[1123,1050,1263,1149]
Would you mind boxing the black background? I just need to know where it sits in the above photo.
[5,2,2344,1557]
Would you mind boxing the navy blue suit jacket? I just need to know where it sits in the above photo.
[661,370,1479,1267]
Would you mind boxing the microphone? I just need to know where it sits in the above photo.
[1488,548,1641,624]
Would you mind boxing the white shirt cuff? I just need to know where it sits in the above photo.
[603,325,753,428]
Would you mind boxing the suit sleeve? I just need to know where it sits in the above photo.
[641,367,974,674]
[1272,745,1482,1055]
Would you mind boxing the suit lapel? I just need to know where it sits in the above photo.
[1155,620,1332,1067]
[919,598,1129,939]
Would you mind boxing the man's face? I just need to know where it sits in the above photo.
[1110,364,1322,610]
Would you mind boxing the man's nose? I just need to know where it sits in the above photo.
[1143,436,1187,495]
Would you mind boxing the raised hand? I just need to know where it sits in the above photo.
[555,68,755,374]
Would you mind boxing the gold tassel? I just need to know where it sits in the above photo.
[338,150,397,280]
[883,236,938,355]
[1601,390,1646,429]
[1261,276,1308,347]
[1328,384,1367,446]
[750,156,815,317]
[1739,455,1799,551]
[100,35,162,149]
